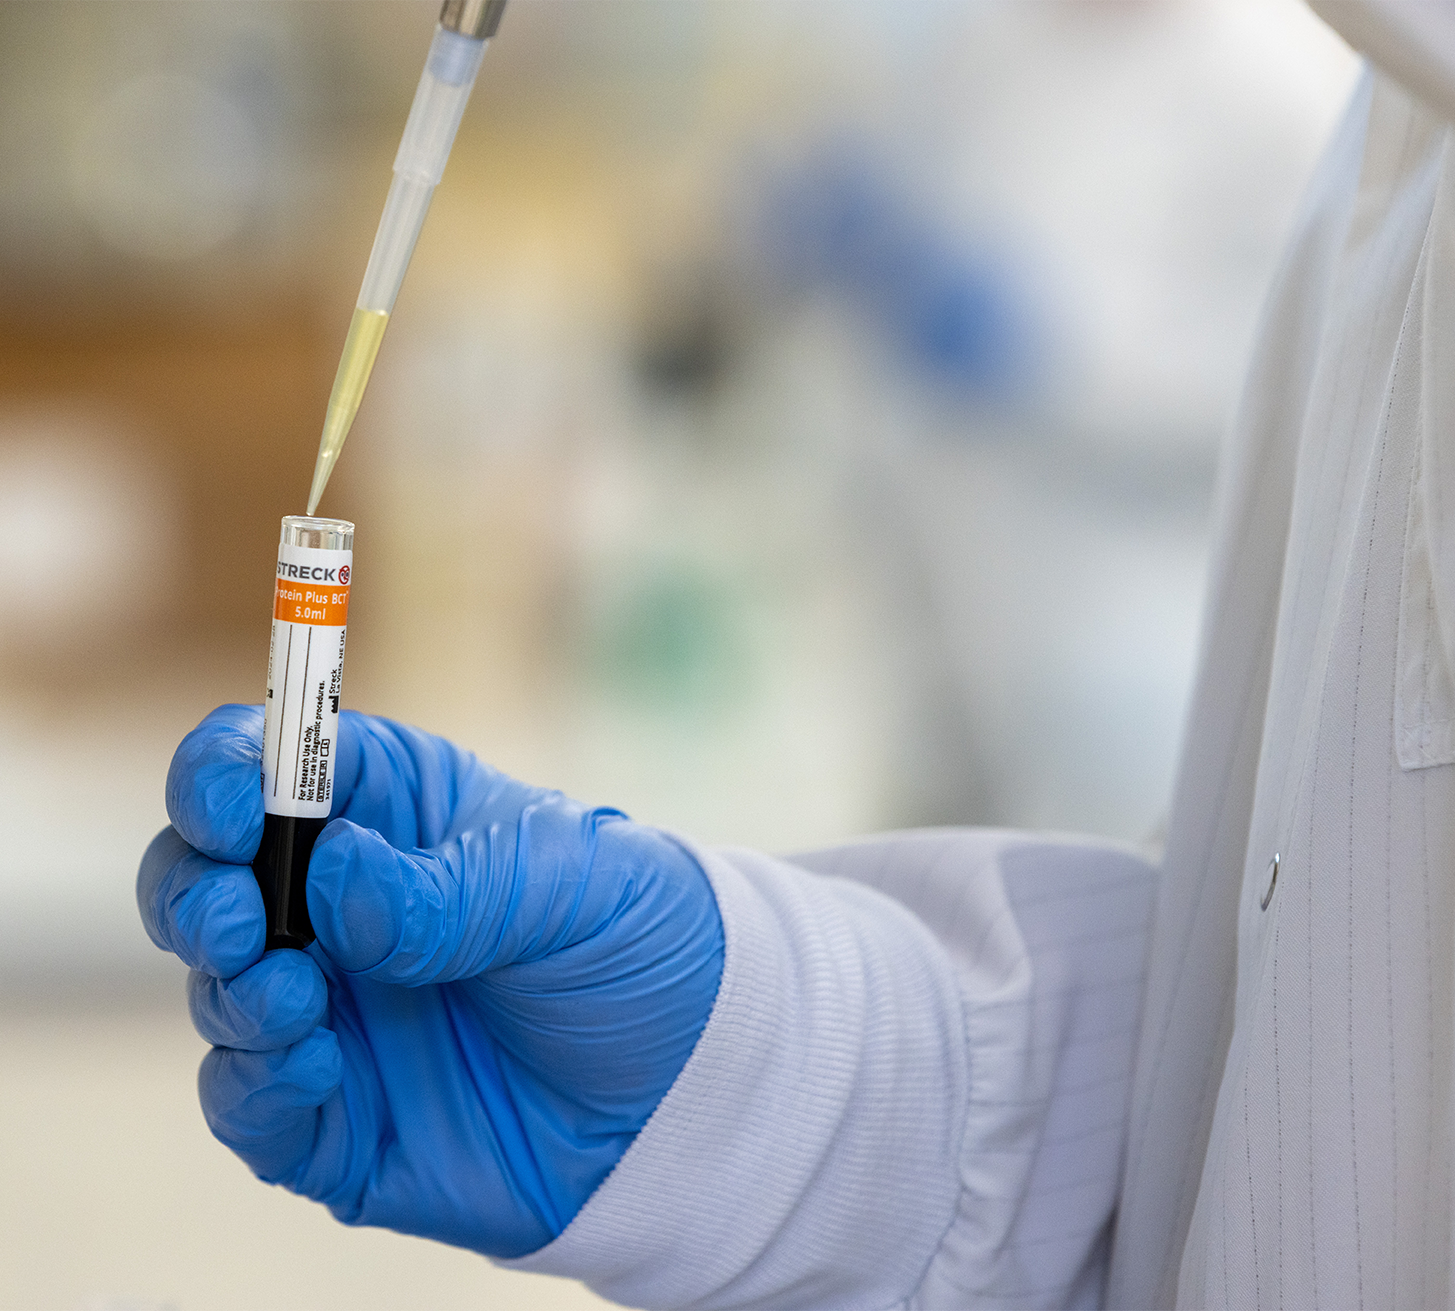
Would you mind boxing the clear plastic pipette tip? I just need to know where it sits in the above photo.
[305,19,489,513]
[306,453,334,517]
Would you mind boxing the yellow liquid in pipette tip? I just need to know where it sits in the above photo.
[307,306,389,514]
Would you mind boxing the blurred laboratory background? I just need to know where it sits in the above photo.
[0,1,1356,1307]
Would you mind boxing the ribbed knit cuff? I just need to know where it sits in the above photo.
[498,840,973,1311]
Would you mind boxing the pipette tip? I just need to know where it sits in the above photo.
[306,462,329,517]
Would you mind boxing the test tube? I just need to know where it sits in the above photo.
[255,515,355,951]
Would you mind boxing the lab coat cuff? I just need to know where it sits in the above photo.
[496,837,973,1310]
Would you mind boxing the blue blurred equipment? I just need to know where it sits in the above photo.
[137,704,724,1258]
[761,150,1041,405]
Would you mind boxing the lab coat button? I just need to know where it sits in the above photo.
[1260,852,1279,911]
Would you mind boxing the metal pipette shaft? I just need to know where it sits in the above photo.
[307,0,506,515]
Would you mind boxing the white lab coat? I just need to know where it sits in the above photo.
[504,34,1455,1311]
[1112,64,1455,1311]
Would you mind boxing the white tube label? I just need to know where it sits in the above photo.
[262,542,352,818]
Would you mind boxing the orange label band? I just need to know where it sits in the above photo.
[274,580,350,626]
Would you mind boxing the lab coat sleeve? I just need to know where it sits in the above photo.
[497,828,1156,1311]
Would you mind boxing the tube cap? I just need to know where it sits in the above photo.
[439,0,506,40]
[281,515,354,552]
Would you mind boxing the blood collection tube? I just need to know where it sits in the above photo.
[255,515,354,950]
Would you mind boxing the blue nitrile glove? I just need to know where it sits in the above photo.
[137,704,724,1259]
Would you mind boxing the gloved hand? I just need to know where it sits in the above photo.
[137,704,724,1259]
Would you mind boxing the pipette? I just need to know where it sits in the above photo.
[306,0,507,516]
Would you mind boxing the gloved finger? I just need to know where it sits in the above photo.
[188,950,328,1051]
[199,1029,342,1185]
[167,704,266,864]
[307,804,621,985]
[138,826,266,978]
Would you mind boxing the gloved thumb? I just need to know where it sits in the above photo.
[306,818,512,984]
[306,803,624,985]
